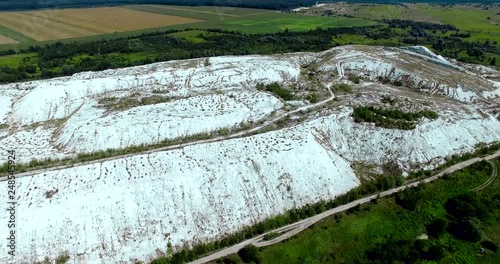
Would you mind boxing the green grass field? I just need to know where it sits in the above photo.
[198,13,376,34]
[127,5,377,34]
[0,4,376,49]
[257,160,500,263]
[0,24,36,45]
[329,3,500,44]
[168,30,226,43]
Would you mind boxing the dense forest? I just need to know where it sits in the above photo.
[0,0,497,11]
[0,18,497,83]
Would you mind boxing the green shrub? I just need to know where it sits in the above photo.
[348,75,361,84]
[380,95,397,105]
[395,187,423,211]
[334,83,353,93]
[237,245,261,264]
[263,232,280,241]
[220,253,243,264]
[448,220,482,242]
[306,93,318,103]
[55,254,70,264]
[256,82,294,101]
[425,218,448,238]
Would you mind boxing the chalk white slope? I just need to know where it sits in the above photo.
[0,45,499,263]
[0,45,498,163]
[1,122,359,263]
[0,55,300,162]
[57,91,281,153]
[1,105,499,263]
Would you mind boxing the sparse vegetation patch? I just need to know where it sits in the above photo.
[97,94,174,112]
[256,82,295,101]
[352,106,439,130]
[333,83,353,93]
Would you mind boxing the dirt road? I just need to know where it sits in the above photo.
[190,150,500,264]
[473,160,497,191]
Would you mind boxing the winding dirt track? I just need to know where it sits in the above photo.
[190,150,500,264]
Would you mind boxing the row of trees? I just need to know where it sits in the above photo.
[2,1,498,12]
[0,18,497,83]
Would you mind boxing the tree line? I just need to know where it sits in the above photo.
[0,19,498,84]
[0,1,498,12]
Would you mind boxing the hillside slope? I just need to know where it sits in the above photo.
[0,45,499,263]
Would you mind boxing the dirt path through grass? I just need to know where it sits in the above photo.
[473,160,497,191]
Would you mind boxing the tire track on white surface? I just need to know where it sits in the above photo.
[0,73,341,181]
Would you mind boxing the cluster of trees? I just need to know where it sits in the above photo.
[383,19,458,32]
[352,106,438,130]
[366,161,500,263]
[3,1,498,12]
[395,186,424,211]
[445,191,498,242]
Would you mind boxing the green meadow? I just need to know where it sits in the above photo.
[126,5,377,34]
[337,3,500,44]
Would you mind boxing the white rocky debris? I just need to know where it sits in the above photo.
[1,123,359,263]
[0,45,499,263]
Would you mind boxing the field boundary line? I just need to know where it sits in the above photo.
[142,5,240,18]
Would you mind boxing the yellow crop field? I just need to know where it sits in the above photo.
[0,35,18,44]
[0,7,203,41]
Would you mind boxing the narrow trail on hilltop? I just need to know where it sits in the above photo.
[190,150,500,264]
